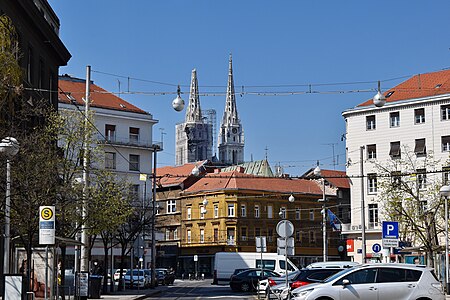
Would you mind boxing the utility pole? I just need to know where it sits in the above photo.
[81,65,91,272]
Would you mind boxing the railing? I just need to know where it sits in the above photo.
[97,134,163,150]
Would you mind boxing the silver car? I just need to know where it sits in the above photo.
[291,263,444,300]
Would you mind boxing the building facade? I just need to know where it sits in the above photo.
[58,75,158,268]
[342,69,450,263]
[156,167,342,277]
[0,0,70,114]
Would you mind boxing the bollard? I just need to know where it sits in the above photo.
[182,273,185,280]
[201,274,204,280]
[188,274,191,280]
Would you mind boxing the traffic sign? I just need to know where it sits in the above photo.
[372,243,382,253]
[39,206,55,245]
[276,220,294,238]
[256,236,267,253]
[194,255,198,262]
[382,221,399,247]
[277,237,295,256]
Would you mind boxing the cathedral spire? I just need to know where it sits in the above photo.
[185,68,203,123]
[223,54,239,125]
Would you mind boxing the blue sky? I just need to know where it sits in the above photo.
[49,0,450,175]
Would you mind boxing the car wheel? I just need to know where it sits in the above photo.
[240,282,251,292]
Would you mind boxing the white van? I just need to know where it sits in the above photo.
[213,252,298,284]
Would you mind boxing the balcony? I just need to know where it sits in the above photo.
[97,134,163,150]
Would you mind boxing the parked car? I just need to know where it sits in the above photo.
[123,270,150,288]
[231,268,250,279]
[291,263,444,300]
[113,269,128,282]
[230,268,280,292]
[267,268,344,300]
[155,268,175,285]
[258,270,300,295]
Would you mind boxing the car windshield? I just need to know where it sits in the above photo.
[322,268,354,283]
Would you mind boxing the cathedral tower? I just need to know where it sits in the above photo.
[175,69,213,165]
[218,54,244,165]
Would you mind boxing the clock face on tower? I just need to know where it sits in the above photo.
[232,128,237,134]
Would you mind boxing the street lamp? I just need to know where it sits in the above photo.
[313,163,327,262]
[172,85,185,112]
[0,137,20,273]
[440,185,450,293]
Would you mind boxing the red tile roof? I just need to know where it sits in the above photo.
[158,163,197,187]
[184,171,323,196]
[320,170,350,189]
[358,69,450,107]
[58,75,148,114]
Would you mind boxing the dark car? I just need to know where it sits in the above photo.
[266,268,344,299]
[155,268,175,285]
[230,268,250,279]
[230,269,280,292]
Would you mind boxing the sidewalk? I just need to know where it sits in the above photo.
[100,285,163,300]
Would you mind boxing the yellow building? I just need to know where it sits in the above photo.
[172,168,341,276]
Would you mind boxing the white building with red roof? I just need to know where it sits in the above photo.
[58,74,159,266]
[342,69,450,263]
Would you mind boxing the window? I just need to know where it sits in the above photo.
[414,108,425,124]
[267,205,273,219]
[227,228,235,245]
[38,59,44,89]
[27,46,33,83]
[338,269,377,285]
[417,169,427,190]
[368,174,377,194]
[129,154,140,171]
[280,207,286,219]
[442,136,450,152]
[174,228,178,240]
[130,184,139,201]
[200,205,205,219]
[129,127,139,143]
[241,204,246,217]
[368,204,378,227]
[441,105,450,121]
[254,205,260,218]
[187,207,191,220]
[187,229,191,243]
[366,115,376,130]
[296,231,301,243]
[309,231,315,244]
[295,208,301,220]
[105,124,116,141]
[214,204,219,218]
[309,209,314,221]
[268,228,273,242]
[165,229,170,241]
[443,167,450,185]
[214,228,219,242]
[167,200,176,213]
[241,227,247,241]
[367,144,377,159]
[377,268,422,283]
[227,204,235,217]
[390,111,400,127]
[389,141,401,159]
[105,152,116,169]
[255,227,261,238]
[414,138,426,156]
[200,229,205,243]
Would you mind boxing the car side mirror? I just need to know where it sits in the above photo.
[342,279,350,286]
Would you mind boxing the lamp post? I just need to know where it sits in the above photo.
[440,185,450,294]
[150,144,162,287]
[0,137,19,274]
[360,146,366,263]
[313,163,327,262]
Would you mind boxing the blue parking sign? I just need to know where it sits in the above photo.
[382,221,399,239]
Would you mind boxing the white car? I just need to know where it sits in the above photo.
[113,269,128,281]
[291,263,444,300]
[305,261,359,269]
[123,269,150,288]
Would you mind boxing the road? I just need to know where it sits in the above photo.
[147,279,260,300]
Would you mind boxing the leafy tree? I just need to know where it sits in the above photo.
[375,146,447,267]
